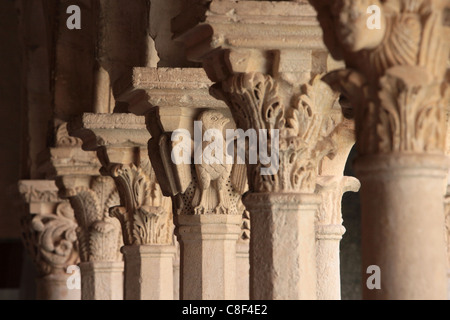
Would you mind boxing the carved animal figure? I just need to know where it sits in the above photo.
[194,110,232,214]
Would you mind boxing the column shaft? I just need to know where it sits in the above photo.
[79,261,124,300]
[122,245,176,300]
[176,215,241,300]
[236,240,250,300]
[245,194,320,300]
[316,225,345,300]
[356,155,448,299]
[36,274,80,300]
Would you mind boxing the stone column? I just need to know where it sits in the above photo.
[18,180,80,300]
[315,176,360,300]
[315,117,360,300]
[40,123,124,300]
[173,239,181,300]
[245,194,321,300]
[69,113,176,300]
[61,174,124,301]
[176,215,242,300]
[309,0,450,299]
[176,0,343,299]
[117,68,248,300]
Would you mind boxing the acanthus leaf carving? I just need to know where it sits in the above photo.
[309,0,450,156]
[65,176,122,262]
[212,72,340,193]
[108,161,173,246]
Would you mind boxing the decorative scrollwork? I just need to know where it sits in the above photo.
[21,202,79,276]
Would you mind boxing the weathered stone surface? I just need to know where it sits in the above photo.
[18,180,81,300]
[122,67,249,300]
[176,0,347,300]
[244,193,320,300]
[39,121,124,300]
[309,0,450,299]
[69,112,176,300]
[175,214,241,300]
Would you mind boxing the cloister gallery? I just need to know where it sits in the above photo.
[0,0,449,300]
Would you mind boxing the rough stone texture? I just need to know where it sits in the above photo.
[18,180,80,300]
[122,245,175,300]
[176,0,349,300]
[79,261,124,300]
[8,0,449,301]
[444,184,450,299]
[123,67,248,300]
[315,176,359,300]
[38,123,124,300]
[236,241,250,300]
[316,114,359,300]
[175,215,241,300]
[244,194,320,300]
[69,113,177,300]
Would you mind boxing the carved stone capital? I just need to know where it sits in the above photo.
[212,72,341,193]
[315,175,360,228]
[176,0,327,83]
[69,113,174,246]
[18,180,79,277]
[58,175,122,262]
[119,68,248,218]
[41,121,123,263]
[108,160,173,246]
[174,1,345,194]
[309,0,450,156]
